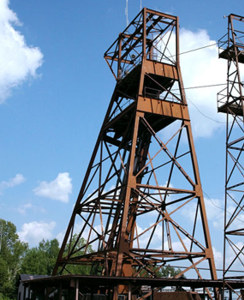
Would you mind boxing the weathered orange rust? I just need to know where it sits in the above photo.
[217,13,244,298]
[54,8,217,299]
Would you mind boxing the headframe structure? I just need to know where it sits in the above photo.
[54,8,217,298]
[218,14,244,297]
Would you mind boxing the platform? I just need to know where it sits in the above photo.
[218,97,244,116]
[219,45,244,64]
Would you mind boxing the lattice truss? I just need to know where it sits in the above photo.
[104,9,177,81]
[218,14,244,281]
[54,9,217,287]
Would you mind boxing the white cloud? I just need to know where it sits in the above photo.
[213,246,223,269]
[33,172,72,203]
[56,230,65,246]
[179,28,226,138]
[0,0,43,102]
[204,198,224,229]
[0,173,25,193]
[18,203,33,214]
[226,241,244,268]
[18,221,56,246]
[180,196,224,229]
[18,202,46,215]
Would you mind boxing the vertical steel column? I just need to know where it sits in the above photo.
[217,13,244,298]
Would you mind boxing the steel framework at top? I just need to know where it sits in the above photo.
[54,8,218,299]
[104,9,179,81]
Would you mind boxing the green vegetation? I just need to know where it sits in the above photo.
[160,265,183,278]
[0,219,60,299]
[0,219,95,299]
[139,264,183,278]
[63,234,93,275]
[21,239,60,276]
[0,218,184,300]
[0,219,27,299]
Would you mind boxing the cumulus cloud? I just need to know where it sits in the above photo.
[18,221,56,246]
[0,0,43,102]
[56,231,65,246]
[180,196,224,230]
[204,198,224,229]
[18,202,46,215]
[18,203,33,214]
[179,28,226,138]
[33,172,72,203]
[0,173,25,193]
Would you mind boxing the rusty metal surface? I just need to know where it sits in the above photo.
[20,276,244,300]
[20,275,244,300]
[217,13,244,297]
[53,7,217,299]
[154,291,200,300]
[22,275,244,289]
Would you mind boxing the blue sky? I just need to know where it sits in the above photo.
[0,0,243,275]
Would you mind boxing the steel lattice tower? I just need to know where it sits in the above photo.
[218,14,244,296]
[54,8,217,298]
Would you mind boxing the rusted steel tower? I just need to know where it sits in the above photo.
[218,14,244,295]
[54,8,217,297]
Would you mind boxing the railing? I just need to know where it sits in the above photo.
[218,33,228,53]
[144,86,181,103]
[217,86,227,111]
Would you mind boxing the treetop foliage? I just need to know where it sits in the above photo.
[0,219,27,299]
[0,219,184,300]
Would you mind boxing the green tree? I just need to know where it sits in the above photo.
[137,264,184,278]
[63,234,93,275]
[160,265,184,278]
[21,239,60,276]
[21,235,94,276]
[0,219,27,299]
